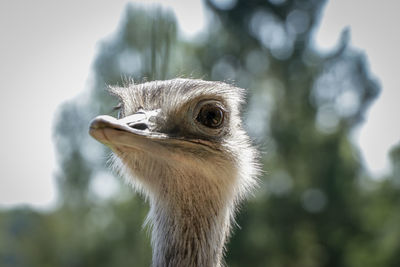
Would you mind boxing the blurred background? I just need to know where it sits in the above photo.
[1,0,399,266]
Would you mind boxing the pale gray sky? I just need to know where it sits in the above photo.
[314,0,400,177]
[0,0,398,209]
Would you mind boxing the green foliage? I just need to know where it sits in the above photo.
[1,1,399,267]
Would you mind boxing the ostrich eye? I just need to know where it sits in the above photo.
[196,103,224,128]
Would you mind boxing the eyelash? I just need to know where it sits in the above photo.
[112,103,123,119]
[112,102,122,111]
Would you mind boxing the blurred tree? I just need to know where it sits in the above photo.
[344,142,400,267]
[199,1,379,267]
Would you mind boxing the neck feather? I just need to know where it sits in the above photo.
[117,152,243,267]
[149,200,232,267]
[147,172,236,267]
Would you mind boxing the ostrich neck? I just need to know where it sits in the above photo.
[149,203,230,267]
[148,178,233,267]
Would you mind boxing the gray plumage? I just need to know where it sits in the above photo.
[89,79,259,267]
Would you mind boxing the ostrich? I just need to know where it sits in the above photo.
[89,79,259,267]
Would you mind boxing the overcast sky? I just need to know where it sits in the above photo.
[0,0,398,209]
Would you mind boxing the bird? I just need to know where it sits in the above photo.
[89,78,259,267]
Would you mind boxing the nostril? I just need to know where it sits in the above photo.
[129,123,148,130]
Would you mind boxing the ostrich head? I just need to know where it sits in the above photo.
[89,79,259,267]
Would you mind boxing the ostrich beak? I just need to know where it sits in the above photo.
[89,110,169,153]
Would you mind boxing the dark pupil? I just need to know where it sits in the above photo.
[197,104,223,128]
